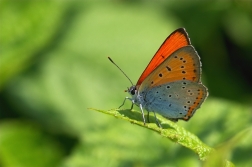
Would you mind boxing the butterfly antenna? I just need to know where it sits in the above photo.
[108,57,134,86]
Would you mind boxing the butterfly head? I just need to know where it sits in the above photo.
[127,85,137,98]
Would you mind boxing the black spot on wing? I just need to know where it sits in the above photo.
[166,66,171,71]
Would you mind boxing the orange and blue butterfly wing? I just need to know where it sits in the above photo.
[136,28,190,87]
[138,46,208,120]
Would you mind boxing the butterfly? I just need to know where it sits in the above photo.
[109,28,208,127]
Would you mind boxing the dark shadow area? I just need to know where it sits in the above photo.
[117,109,173,129]
[0,90,79,158]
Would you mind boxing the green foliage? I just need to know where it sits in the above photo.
[203,128,251,167]
[0,0,70,90]
[0,121,64,167]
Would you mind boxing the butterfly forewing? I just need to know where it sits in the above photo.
[136,28,190,87]
[139,46,201,92]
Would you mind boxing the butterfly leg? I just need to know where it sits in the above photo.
[153,111,162,128]
[147,112,150,123]
[119,97,132,108]
[130,103,134,110]
[139,104,146,125]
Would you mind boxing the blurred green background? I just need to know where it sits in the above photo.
[0,0,252,167]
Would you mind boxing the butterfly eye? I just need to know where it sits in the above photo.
[128,86,136,95]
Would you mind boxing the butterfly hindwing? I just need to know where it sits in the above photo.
[141,80,208,121]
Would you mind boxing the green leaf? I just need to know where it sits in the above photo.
[90,107,235,167]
